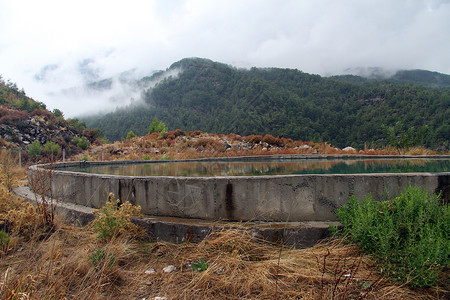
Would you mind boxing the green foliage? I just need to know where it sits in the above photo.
[143,154,151,160]
[0,230,11,254]
[191,258,209,272]
[89,248,116,271]
[77,137,89,150]
[148,118,167,134]
[43,141,60,157]
[52,108,64,119]
[126,130,135,139]
[336,186,449,288]
[67,118,86,133]
[382,121,427,150]
[28,141,42,157]
[91,193,143,241]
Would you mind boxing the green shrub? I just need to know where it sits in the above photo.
[28,141,42,157]
[336,185,449,287]
[148,118,167,134]
[89,248,116,271]
[126,130,135,140]
[43,141,60,157]
[77,137,88,150]
[91,193,143,241]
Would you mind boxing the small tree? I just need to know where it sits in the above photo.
[126,130,135,140]
[382,122,426,150]
[52,108,64,119]
[148,118,167,134]
[43,141,60,157]
[28,141,42,158]
[77,137,89,150]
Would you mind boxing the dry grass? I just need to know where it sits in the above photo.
[0,204,447,299]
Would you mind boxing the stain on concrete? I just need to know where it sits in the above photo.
[225,181,234,220]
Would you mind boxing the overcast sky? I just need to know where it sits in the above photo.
[1,0,449,117]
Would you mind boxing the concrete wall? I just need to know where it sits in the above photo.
[29,159,449,222]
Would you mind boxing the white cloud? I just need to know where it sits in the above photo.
[0,0,449,116]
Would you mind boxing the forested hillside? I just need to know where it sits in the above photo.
[83,58,449,149]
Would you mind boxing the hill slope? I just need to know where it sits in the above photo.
[83,58,450,149]
[0,76,98,160]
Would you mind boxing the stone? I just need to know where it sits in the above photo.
[343,146,356,152]
[144,269,156,274]
[162,265,176,273]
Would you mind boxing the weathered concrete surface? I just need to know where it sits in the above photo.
[28,156,449,222]
[14,184,337,248]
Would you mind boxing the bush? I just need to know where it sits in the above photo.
[43,141,60,157]
[126,130,135,140]
[89,248,116,271]
[77,137,89,150]
[244,134,263,144]
[28,141,42,157]
[91,193,143,241]
[148,118,167,134]
[335,185,449,287]
[187,130,203,137]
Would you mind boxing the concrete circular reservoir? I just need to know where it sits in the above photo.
[29,155,449,222]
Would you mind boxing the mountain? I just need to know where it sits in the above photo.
[333,67,450,88]
[82,58,450,149]
[389,69,450,88]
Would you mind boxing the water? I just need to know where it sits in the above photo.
[63,158,449,177]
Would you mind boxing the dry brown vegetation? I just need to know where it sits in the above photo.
[0,209,444,299]
[69,130,443,162]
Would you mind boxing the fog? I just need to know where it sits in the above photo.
[1,0,449,117]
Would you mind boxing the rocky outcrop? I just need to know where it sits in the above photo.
[0,115,82,150]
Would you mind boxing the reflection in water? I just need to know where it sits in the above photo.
[64,158,449,177]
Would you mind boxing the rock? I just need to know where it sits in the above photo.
[144,269,156,274]
[163,265,176,273]
[299,144,312,150]
[343,146,356,152]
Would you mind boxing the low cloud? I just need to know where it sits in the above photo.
[1,0,449,117]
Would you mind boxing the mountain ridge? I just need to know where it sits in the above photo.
[82,57,449,150]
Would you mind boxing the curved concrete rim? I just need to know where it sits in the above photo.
[13,184,338,248]
[28,154,449,223]
[25,155,449,247]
